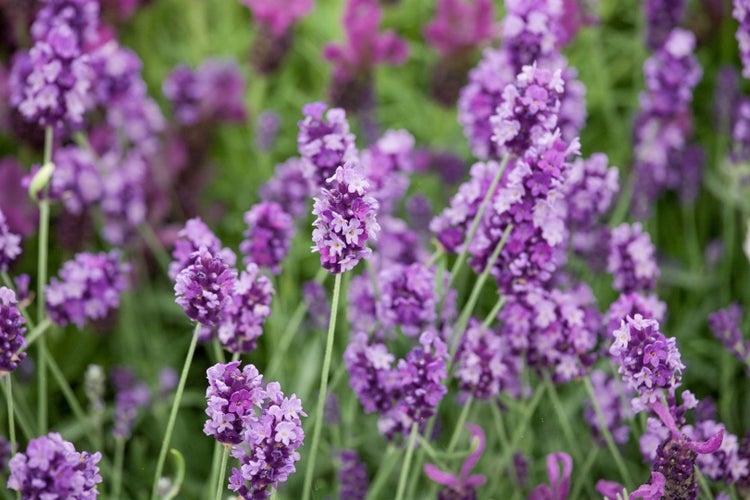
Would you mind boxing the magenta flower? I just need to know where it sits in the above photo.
[597,472,666,500]
[240,0,313,37]
[528,452,572,500]
[423,423,486,498]
[423,0,495,58]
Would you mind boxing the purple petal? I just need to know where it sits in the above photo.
[546,452,572,500]
[648,400,680,440]
[596,479,626,500]
[423,463,459,488]
[459,423,486,480]
[686,428,724,454]
[629,471,665,500]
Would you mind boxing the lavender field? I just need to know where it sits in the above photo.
[1,0,750,498]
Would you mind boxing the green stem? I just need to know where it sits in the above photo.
[113,437,125,499]
[5,376,15,454]
[447,154,510,291]
[482,295,507,329]
[46,353,90,434]
[394,424,419,500]
[21,317,52,351]
[151,323,201,500]
[365,445,398,500]
[697,466,714,500]
[301,272,342,500]
[214,445,230,500]
[544,376,582,463]
[207,441,222,498]
[568,447,600,499]
[0,375,32,440]
[583,376,633,485]
[488,402,510,451]
[37,125,53,434]
[446,397,473,453]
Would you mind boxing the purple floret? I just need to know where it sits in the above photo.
[174,248,237,327]
[607,222,660,294]
[240,201,294,274]
[0,209,21,272]
[0,287,26,375]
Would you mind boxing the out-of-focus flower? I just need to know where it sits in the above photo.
[174,248,236,327]
[0,209,21,271]
[169,217,237,280]
[607,223,660,294]
[298,101,358,187]
[708,303,750,366]
[0,287,26,375]
[259,157,316,219]
[0,158,38,237]
[240,201,294,274]
[528,452,572,500]
[644,0,687,50]
[111,367,150,440]
[241,0,312,37]
[302,281,329,331]
[339,450,368,500]
[255,111,280,152]
[424,423,487,499]
[583,369,633,446]
[734,0,750,79]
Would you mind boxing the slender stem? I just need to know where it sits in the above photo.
[214,445,230,500]
[488,402,510,451]
[0,375,32,440]
[583,376,633,485]
[5,376,15,454]
[113,437,125,499]
[301,272,342,500]
[207,441,222,498]
[46,353,90,432]
[544,376,582,463]
[696,466,714,500]
[394,424,419,500]
[446,397,473,453]
[20,317,52,351]
[151,323,201,500]
[37,125,53,434]
[482,295,507,329]
[447,154,509,291]
[365,445,398,500]
[568,447,600,500]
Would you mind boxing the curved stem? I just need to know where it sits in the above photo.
[5,376,15,454]
[301,272,342,499]
[394,424,419,500]
[214,445,230,500]
[447,396,473,453]
[112,437,125,499]
[20,318,52,351]
[151,323,201,500]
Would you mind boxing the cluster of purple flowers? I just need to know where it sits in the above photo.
[735,0,750,79]
[375,216,426,266]
[259,157,316,219]
[604,291,666,340]
[163,58,247,127]
[687,420,749,484]
[708,303,749,365]
[339,450,369,500]
[46,250,130,328]
[359,130,414,214]
[0,209,21,271]
[216,264,274,353]
[644,0,687,50]
[376,262,436,337]
[168,217,236,280]
[610,315,684,412]
[240,201,294,274]
[347,273,378,333]
[0,287,26,375]
[344,331,448,440]
[7,432,102,498]
[311,163,380,274]
[204,361,266,444]
[607,222,660,294]
[49,146,102,214]
[174,247,237,327]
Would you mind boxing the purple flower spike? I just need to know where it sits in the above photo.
[607,223,659,293]
[423,0,495,58]
[708,303,750,365]
[529,452,573,500]
[376,261,437,336]
[311,163,380,274]
[339,450,368,500]
[7,432,102,499]
[424,423,487,499]
[50,146,103,215]
[240,201,294,274]
[298,102,358,186]
[0,209,21,272]
[241,0,312,37]
[174,248,237,327]
[31,0,101,49]
[735,1,750,79]
[0,287,26,375]
[169,217,237,280]
[644,0,687,50]
[111,367,150,440]
[46,250,130,328]
[259,157,316,219]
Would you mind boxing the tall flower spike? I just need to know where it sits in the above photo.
[607,223,660,294]
[339,450,369,500]
[0,287,26,375]
[376,261,437,337]
[174,247,237,327]
[259,157,316,219]
[424,423,487,499]
[240,201,294,274]
[311,163,380,274]
[169,217,237,280]
[0,209,21,271]
[644,0,687,50]
[528,452,573,500]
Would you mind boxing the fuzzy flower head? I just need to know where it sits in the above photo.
[644,0,687,50]
[610,314,684,413]
[49,146,103,215]
[0,209,21,272]
[46,250,130,328]
[241,0,313,36]
[339,450,369,500]
[203,361,266,445]
[424,423,487,499]
[423,0,496,58]
[297,102,358,186]
[111,367,150,440]
[604,292,667,344]
[169,217,237,280]
[376,261,437,336]
[607,223,660,293]
[0,287,26,375]
[7,432,102,499]
[565,153,620,229]
[259,157,316,219]
[502,0,564,68]
[174,248,237,327]
[31,0,101,49]
[240,201,295,274]
[359,129,414,214]
[311,163,380,274]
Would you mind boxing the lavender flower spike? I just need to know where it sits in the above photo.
[311,163,380,274]
[0,209,21,271]
[0,287,26,375]
[423,423,487,499]
[240,201,294,274]
[174,248,237,327]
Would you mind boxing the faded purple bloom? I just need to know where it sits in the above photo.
[46,250,130,328]
[203,361,266,445]
[163,58,247,127]
[565,153,619,230]
[0,157,38,236]
[7,432,102,498]
[360,129,413,214]
[339,450,368,500]
[607,223,659,293]
[0,209,21,272]
[610,315,684,413]
[31,0,101,49]
[528,452,572,500]
[583,369,633,446]
[347,273,377,332]
[259,157,316,219]
[375,216,427,266]
[240,0,312,36]
[111,367,150,439]
[302,280,329,331]
[423,0,495,58]
[216,264,274,353]
[424,423,487,499]
[406,195,433,233]
[344,331,398,414]
[96,149,148,245]
[169,217,237,280]
[708,303,750,364]
[49,146,103,215]
[376,261,437,336]
[297,102,358,186]
[0,287,26,375]
[158,367,178,398]
[240,201,294,274]
[174,248,237,327]
[644,0,687,50]
[735,0,750,79]
[311,163,381,274]
[455,318,521,400]
[256,111,280,152]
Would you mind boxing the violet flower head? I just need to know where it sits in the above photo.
[604,292,666,340]
[609,314,684,413]
[528,452,572,500]
[423,0,495,58]
[311,163,381,274]
[241,0,312,37]
[708,303,749,364]
[607,222,659,293]
[256,111,280,152]
[583,369,633,446]
[111,367,150,440]
[46,250,130,328]
[259,157,316,219]
[302,280,330,331]
[297,101,358,186]
[455,318,521,400]
[376,261,437,336]
[228,381,306,498]
[565,153,619,230]
[0,209,21,272]
[216,263,274,354]
[344,331,398,415]
[240,201,294,274]
[502,0,565,68]
[347,274,377,332]
[339,450,368,500]
[735,0,750,79]
[376,216,427,266]
[359,129,414,214]
[174,247,237,327]
[163,58,247,127]
[49,146,103,215]
[0,287,26,375]
[169,217,237,280]
[424,423,487,500]
[644,0,687,50]
[31,0,100,49]
[7,432,102,499]
[203,361,266,445]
